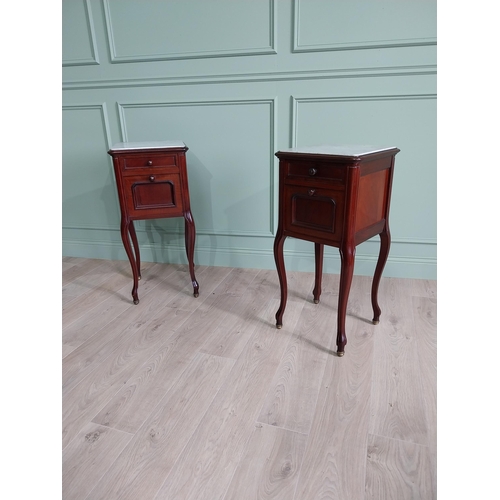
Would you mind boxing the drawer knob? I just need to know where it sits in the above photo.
[308,167,317,176]
[147,160,153,166]
[149,175,155,182]
[308,189,316,196]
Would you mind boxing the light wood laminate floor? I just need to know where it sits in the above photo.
[62,257,436,500]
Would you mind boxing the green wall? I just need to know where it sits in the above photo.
[62,0,437,279]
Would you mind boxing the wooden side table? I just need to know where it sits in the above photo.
[108,141,199,304]
[273,145,399,356]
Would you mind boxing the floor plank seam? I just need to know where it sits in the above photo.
[368,432,432,449]
[85,421,136,436]
[255,420,310,436]
[62,376,134,454]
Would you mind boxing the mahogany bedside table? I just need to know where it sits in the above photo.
[273,145,399,356]
[108,141,199,304]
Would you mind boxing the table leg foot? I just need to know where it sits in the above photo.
[336,350,345,357]
[372,319,380,325]
[276,323,282,329]
[313,299,319,304]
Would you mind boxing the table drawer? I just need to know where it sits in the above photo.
[284,161,346,185]
[119,154,178,173]
[283,185,345,243]
[122,173,184,219]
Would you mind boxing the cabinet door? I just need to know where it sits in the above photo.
[283,185,345,244]
[122,173,184,219]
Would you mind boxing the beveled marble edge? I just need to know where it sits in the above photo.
[109,140,186,151]
[276,145,397,157]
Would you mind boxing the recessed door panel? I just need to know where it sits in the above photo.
[284,185,344,243]
[123,174,184,219]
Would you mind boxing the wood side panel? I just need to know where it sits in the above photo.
[355,169,388,233]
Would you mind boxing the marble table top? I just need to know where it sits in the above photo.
[109,140,186,151]
[276,145,397,157]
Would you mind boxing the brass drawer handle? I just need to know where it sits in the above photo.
[147,160,153,166]
[308,167,317,176]
[308,189,316,196]
[149,176,155,182]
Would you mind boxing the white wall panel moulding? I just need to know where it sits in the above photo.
[293,0,436,53]
[62,0,100,66]
[103,0,277,63]
[62,65,437,91]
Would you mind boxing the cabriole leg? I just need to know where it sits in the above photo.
[313,243,324,304]
[184,211,199,297]
[371,226,391,324]
[128,220,141,280]
[336,244,355,356]
[121,219,140,304]
[273,233,287,328]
